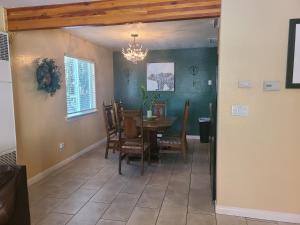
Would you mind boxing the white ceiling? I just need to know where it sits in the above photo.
[0,0,99,8]
[66,19,218,51]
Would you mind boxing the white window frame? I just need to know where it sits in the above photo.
[64,55,97,120]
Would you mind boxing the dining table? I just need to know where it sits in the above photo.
[141,116,177,160]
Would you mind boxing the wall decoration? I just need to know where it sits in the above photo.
[147,62,174,91]
[189,65,201,90]
[189,65,199,76]
[193,79,202,90]
[36,58,61,96]
[286,19,300,88]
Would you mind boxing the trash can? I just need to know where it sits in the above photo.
[198,117,211,143]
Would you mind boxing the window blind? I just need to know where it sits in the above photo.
[64,56,96,118]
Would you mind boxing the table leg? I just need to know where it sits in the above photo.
[148,130,159,161]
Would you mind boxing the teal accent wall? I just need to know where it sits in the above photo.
[113,48,217,135]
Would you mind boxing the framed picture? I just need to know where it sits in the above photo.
[286,19,300,88]
[147,62,175,91]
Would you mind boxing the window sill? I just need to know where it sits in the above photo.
[66,109,98,121]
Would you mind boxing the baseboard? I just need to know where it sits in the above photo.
[216,205,300,223]
[27,138,106,186]
[187,135,200,140]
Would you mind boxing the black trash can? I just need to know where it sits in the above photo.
[198,117,211,143]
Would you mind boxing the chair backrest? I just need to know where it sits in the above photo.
[112,100,124,130]
[153,101,166,117]
[102,102,117,136]
[121,110,143,141]
[180,100,190,140]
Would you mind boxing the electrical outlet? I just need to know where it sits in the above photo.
[59,143,65,151]
[232,105,249,117]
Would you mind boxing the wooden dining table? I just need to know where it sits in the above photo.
[141,116,177,160]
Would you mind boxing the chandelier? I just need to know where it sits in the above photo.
[122,34,148,64]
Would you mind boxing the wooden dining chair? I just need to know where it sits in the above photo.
[118,110,150,175]
[102,102,119,159]
[158,100,190,161]
[153,101,166,117]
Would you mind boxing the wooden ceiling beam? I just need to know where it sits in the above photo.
[7,0,221,31]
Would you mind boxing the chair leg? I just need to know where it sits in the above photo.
[185,138,188,153]
[141,152,144,176]
[182,143,187,162]
[147,148,151,166]
[119,151,122,175]
[105,140,109,159]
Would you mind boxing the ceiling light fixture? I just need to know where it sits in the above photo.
[122,34,148,64]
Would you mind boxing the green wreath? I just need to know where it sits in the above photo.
[36,58,61,96]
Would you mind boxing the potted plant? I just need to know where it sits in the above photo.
[141,85,160,117]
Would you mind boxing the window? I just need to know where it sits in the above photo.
[64,56,97,119]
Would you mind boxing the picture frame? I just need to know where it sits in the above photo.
[286,19,300,88]
[147,62,175,91]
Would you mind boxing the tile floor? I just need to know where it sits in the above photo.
[28,140,297,225]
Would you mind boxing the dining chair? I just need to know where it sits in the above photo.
[158,100,190,161]
[118,109,150,175]
[102,102,119,159]
[153,101,166,117]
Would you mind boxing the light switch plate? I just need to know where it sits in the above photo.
[238,80,252,88]
[263,81,280,91]
[232,105,249,117]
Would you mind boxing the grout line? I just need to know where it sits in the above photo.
[153,158,175,225]
[185,139,195,225]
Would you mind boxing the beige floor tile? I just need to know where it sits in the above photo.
[46,179,86,198]
[167,179,190,194]
[278,223,300,225]
[82,169,116,190]
[66,202,109,225]
[188,190,214,214]
[102,193,139,221]
[246,219,278,225]
[163,189,189,208]
[37,213,72,225]
[147,173,171,187]
[96,220,126,225]
[53,198,87,214]
[190,174,210,189]
[216,214,247,225]
[127,207,159,225]
[70,188,98,201]
[30,198,63,225]
[187,213,216,225]
[120,181,145,195]
[91,177,126,203]
[156,205,187,225]
[137,185,166,209]
[53,189,96,214]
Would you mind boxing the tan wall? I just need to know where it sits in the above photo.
[217,0,300,214]
[11,29,114,178]
[0,7,7,32]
